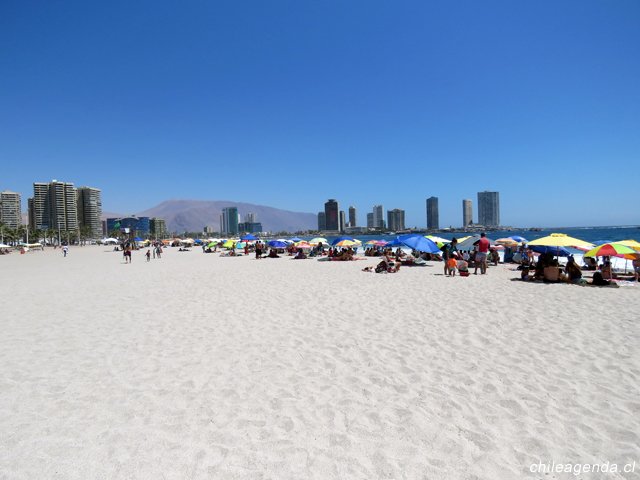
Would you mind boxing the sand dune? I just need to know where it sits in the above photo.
[1,246,638,479]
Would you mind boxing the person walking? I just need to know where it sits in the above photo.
[146,249,151,262]
[62,245,69,257]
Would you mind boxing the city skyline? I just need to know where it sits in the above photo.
[1,2,639,228]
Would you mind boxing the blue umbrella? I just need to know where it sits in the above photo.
[385,238,404,247]
[509,235,528,243]
[530,245,572,257]
[398,234,440,253]
[134,237,143,242]
[331,236,356,246]
[241,234,258,241]
[289,237,302,242]
[267,240,288,248]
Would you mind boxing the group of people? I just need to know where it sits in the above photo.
[520,252,618,286]
[441,233,494,277]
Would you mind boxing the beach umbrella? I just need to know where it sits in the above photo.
[530,245,573,257]
[334,239,359,247]
[617,239,640,251]
[398,234,440,253]
[509,235,528,243]
[528,233,594,249]
[222,239,237,249]
[294,241,312,249]
[0,243,11,248]
[495,237,519,247]
[289,236,302,242]
[455,235,497,251]
[134,237,143,242]
[385,238,404,247]
[241,234,258,241]
[206,242,217,248]
[364,240,388,246]
[331,236,356,246]
[309,237,328,245]
[583,243,638,259]
[426,235,451,246]
[267,240,288,248]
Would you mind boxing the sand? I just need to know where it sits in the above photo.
[1,246,639,480]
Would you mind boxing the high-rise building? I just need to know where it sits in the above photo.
[220,207,239,235]
[29,180,78,232]
[348,206,356,228]
[77,187,102,238]
[150,218,167,239]
[339,210,346,232]
[386,209,405,231]
[0,191,22,229]
[478,191,500,226]
[372,205,384,229]
[106,216,150,237]
[426,197,439,230]
[244,212,256,224]
[324,199,339,231]
[317,212,326,231]
[462,199,473,227]
[366,213,374,229]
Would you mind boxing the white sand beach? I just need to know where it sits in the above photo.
[1,246,639,479]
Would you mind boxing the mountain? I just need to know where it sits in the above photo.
[137,199,317,233]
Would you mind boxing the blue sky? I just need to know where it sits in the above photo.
[1,0,639,228]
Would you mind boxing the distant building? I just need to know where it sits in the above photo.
[366,213,374,229]
[220,207,239,236]
[348,206,356,228]
[324,199,339,231]
[462,199,473,226]
[478,191,500,226]
[203,226,216,234]
[387,209,405,231]
[150,218,167,239]
[372,205,384,229]
[76,186,102,238]
[29,180,78,232]
[426,197,439,230]
[244,212,256,224]
[238,222,263,234]
[317,212,326,231]
[0,190,22,230]
[107,216,150,237]
[339,210,346,232]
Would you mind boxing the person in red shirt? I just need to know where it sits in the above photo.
[473,233,491,274]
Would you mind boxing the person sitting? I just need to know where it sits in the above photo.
[600,258,614,280]
[293,249,307,259]
[564,256,585,284]
[633,256,640,282]
[591,271,611,286]
[583,257,597,270]
[268,249,280,258]
[490,248,500,266]
[457,259,470,276]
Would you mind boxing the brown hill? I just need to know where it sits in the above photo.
[138,199,317,233]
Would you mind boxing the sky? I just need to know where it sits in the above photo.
[1,0,639,228]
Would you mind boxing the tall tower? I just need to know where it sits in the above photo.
[339,211,346,233]
[426,197,439,230]
[77,187,102,237]
[317,212,326,231]
[372,205,384,229]
[387,209,405,231]
[477,191,500,226]
[462,199,473,227]
[221,207,239,235]
[0,191,22,229]
[348,206,356,228]
[324,199,339,231]
[30,180,78,232]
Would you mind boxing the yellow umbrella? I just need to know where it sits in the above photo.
[334,239,358,247]
[528,233,594,249]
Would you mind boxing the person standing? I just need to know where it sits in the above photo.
[473,233,490,274]
[146,249,151,262]
[62,245,69,257]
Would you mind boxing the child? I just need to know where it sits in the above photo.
[447,256,458,276]
[146,249,151,262]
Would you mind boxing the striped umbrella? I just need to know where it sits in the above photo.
[584,243,639,260]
